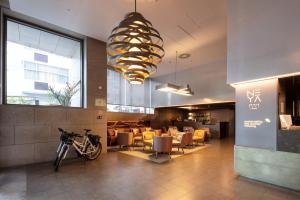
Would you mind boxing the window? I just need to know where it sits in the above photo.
[107,69,154,114]
[24,61,69,84]
[4,18,83,107]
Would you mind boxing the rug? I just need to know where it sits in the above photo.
[117,145,210,163]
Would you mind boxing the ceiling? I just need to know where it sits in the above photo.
[9,0,227,77]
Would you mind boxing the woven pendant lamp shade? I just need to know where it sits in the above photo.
[107,12,164,84]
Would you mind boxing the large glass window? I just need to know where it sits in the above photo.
[107,69,154,114]
[5,18,83,107]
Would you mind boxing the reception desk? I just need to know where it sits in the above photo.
[278,130,300,153]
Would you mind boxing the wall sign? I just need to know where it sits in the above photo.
[95,98,106,107]
[235,79,278,150]
[247,89,261,110]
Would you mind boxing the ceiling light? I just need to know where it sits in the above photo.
[155,83,179,92]
[155,52,194,96]
[178,53,191,59]
[173,84,194,96]
[107,0,165,84]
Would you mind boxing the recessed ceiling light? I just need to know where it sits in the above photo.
[179,53,191,59]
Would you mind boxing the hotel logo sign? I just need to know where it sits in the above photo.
[247,89,261,110]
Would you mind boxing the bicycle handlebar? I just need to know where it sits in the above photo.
[58,128,83,138]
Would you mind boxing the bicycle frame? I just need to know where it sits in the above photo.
[56,130,99,159]
[72,135,97,155]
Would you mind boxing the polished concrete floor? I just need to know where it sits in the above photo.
[1,138,300,200]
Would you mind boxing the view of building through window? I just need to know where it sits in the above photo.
[107,69,154,114]
[6,19,82,107]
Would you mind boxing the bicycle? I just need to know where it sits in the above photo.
[54,128,102,171]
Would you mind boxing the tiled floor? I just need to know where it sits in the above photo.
[1,138,300,200]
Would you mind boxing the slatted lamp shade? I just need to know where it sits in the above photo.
[107,10,164,84]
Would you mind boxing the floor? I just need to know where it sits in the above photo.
[1,138,300,200]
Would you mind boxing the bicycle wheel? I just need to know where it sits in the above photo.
[53,142,63,166]
[54,145,68,172]
[85,142,102,160]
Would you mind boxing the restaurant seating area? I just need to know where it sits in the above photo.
[107,123,210,160]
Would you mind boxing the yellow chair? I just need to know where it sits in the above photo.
[142,131,155,151]
[193,130,205,146]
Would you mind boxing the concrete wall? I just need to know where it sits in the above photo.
[0,9,108,168]
[235,145,300,191]
[227,0,300,84]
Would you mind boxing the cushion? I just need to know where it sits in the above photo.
[168,127,178,136]
[144,139,153,145]
[143,132,154,140]
[172,140,180,145]
[140,127,146,133]
[114,129,118,137]
[133,136,142,140]
[132,128,139,135]
[107,128,115,136]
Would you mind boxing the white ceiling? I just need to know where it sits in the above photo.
[9,0,227,77]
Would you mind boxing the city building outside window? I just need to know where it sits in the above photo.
[5,18,83,107]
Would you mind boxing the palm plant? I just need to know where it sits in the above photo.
[48,81,81,106]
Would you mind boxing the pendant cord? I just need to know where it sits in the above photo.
[175,51,177,84]
[135,0,137,12]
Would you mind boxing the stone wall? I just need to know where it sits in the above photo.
[235,145,300,191]
[0,37,107,168]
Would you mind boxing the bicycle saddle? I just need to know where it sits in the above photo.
[84,129,91,133]
[58,128,64,132]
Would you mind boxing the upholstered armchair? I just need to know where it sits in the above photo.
[168,126,185,141]
[132,128,142,147]
[193,129,205,146]
[107,128,117,146]
[154,129,162,136]
[198,127,211,141]
[172,133,191,153]
[142,131,155,151]
[153,136,173,158]
[168,126,178,137]
[183,126,195,134]
[117,132,133,150]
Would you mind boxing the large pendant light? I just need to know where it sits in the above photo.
[107,0,165,84]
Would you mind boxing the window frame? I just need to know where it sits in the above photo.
[2,15,85,107]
